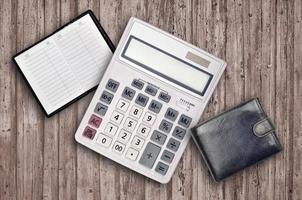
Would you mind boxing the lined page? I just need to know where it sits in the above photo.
[14,14,113,114]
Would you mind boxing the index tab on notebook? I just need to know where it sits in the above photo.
[13,11,114,117]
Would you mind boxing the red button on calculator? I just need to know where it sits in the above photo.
[88,114,102,128]
[82,126,96,140]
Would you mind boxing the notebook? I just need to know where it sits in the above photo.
[13,10,114,117]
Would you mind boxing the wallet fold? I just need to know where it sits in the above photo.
[191,98,282,181]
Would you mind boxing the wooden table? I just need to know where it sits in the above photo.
[0,0,301,199]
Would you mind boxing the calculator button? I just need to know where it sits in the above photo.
[158,92,171,103]
[112,141,126,154]
[172,126,186,140]
[135,93,149,107]
[123,117,137,132]
[143,112,156,125]
[116,99,129,112]
[131,136,145,149]
[150,131,167,145]
[118,129,132,142]
[139,142,161,168]
[155,162,169,175]
[145,85,158,96]
[104,123,118,136]
[178,114,192,128]
[100,91,114,104]
[106,79,120,92]
[131,79,144,90]
[110,111,124,124]
[161,150,174,163]
[96,134,112,148]
[82,126,96,140]
[137,124,151,137]
[126,148,139,161]
[88,114,102,128]
[94,102,108,116]
[122,87,136,100]
[148,100,162,114]
[164,108,179,122]
[158,119,173,133]
[166,138,180,152]
[130,105,143,119]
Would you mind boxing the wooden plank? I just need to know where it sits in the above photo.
[275,0,295,199]
[75,2,102,200]
[57,1,78,200]
[15,0,45,199]
[0,0,17,199]
[292,0,302,199]
[42,1,60,200]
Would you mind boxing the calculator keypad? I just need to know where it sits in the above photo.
[82,78,193,178]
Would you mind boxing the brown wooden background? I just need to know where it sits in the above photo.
[0,0,301,199]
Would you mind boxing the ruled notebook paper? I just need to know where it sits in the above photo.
[14,14,113,115]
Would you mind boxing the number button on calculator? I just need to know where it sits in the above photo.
[111,111,124,124]
[104,123,118,136]
[113,141,125,154]
[143,112,156,125]
[96,134,112,148]
[130,105,143,119]
[123,117,137,132]
[137,124,151,137]
[118,129,132,142]
[131,136,144,149]
[116,99,129,112]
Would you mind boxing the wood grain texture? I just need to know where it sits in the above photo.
[0,0,301,200]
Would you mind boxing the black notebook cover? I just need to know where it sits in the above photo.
[191,98,282,181]
[12,10,115,117]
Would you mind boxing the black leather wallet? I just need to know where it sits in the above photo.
[191,98,282,181]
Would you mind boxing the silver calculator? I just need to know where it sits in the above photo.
[75,17,226,183]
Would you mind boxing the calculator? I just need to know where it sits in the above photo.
[75,17,226,183]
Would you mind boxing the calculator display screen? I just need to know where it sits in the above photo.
[121,36,213,96]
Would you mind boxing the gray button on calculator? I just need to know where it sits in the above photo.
[178,114,192,128]
[131,79,144,89]
[155,162,169,175]
[94,102,108,116]
[106,79,120,92]
[159,120,173,133]
[100,91,114,104]
[139,143,161,168]
[161,150,174,163]
[148,100,162,113]
[151,131,167,145]
[145,85,158,96]
[164,108,179,121]
[158,92,171,103]
[172,126,186,140]
[166,138,180,152]
[135,93,149,107]
[122,87,136,100]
